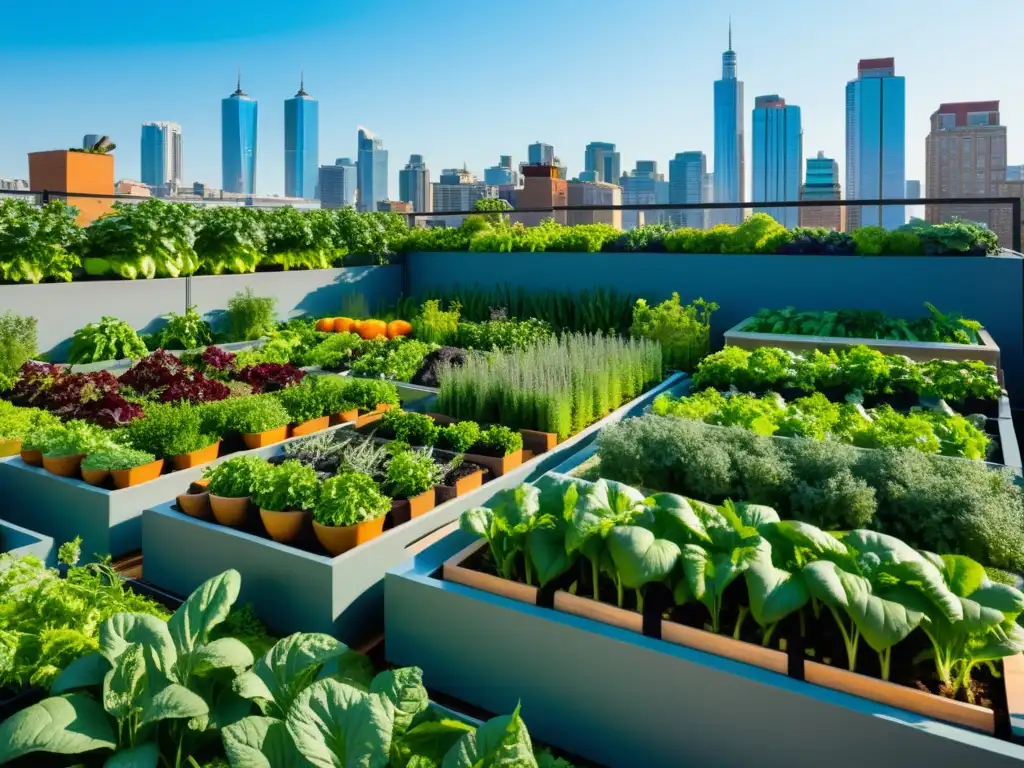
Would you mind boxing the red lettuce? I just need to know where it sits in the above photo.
[237,363,305,393]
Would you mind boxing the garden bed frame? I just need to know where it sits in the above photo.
[386,527,1024,768]
[54,339,266,374]
[139,372,685,644]
[0,519,54,565]
[724,317,1002,370]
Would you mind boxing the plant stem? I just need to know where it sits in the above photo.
[827,605,859,672]
[733,606,748,640]
[591,558,600,601]
[616,575,624,608]
[523,555,533,587]
[762,622,778,648]
[635,588,644,614]
[878,647,892,682]
[798,608,806,638]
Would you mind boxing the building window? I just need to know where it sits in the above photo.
[976,181,986,193]
[967,112,991,127]
[939,113,956,130]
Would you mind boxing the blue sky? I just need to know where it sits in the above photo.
[2,0,1021,197]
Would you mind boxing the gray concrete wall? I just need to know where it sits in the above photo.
[407,252,1024,401]
[0,266,403,361]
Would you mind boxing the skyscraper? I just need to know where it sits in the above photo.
[620,161,670,229]
[399,154,432,212]
[431,168,497,216]
[222,74,258,194]
[845,58,906,230]
[357,127,388,213]
[668,152,707,228]
[484,156,518,186]
[528,142,554,166]
[751,95,802,228]
[284,75,319,199]
[318,158,357,209]
[585,142,621,184]
[140,122,182,188]
[713,20,745,225]
[925,101,1008,242]
[799,151,844,230]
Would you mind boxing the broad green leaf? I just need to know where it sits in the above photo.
[459,508,492,539]
[168,569,241,657]
[0,693,116,763]
[567,479,642,555]
[393,719,474,768]
[237,633,350,719]
[138,682,209,727]
[286,678,393,768]
[369,668,429,738]
[491,485,541,533]
[760,520,847,559]
[971,581,1024,619]
[971,621,1024,663]
[733,502,780,528]
[103,741,159,768]
[191,637,256,676]
[321,651,376,692]
[533,473,580,522]
[606,526,680,589]
[882,558,961,623]
[940,555,986,597]
[223,715,310,768]
[643,493,710,544]
[744,562,809,627]
[441,704,537,768]
[103,644,147,720]
[527,527,575,588]
[50,651,110,694]
[99,613,176,675]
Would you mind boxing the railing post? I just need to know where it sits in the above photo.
[1012,197,1022,254]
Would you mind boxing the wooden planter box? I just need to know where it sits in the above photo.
[724,317,1001,369]
[387,528,1024,768]
[0,520,54,565]
[435,467,485,503]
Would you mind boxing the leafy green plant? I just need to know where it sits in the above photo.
[263,206,344,270]
[67,316,148,363]
[222,393,291,434]
[455,317,554,351]
[0,311,37,389]
[124,401,219,457]
[438,420,481,452]
[35,419,114,458]
[82,199,201,279]
[314,471,390,526]
[156,306,214,350]
[413,299,461,345]
[385,447,445,498]
[309,374,357,415]
[274,377,327,424]
[0,199,83,284]
[336,377,400,411]
[81,445,156,471]
[0,400,58,442]
[379,409,439,445]
[194,206,267,275]
[252,459,320,511]
[349,336,436,381]
[480,424,523,455]
[630,293,718,373]
[722,213,791,254]
[225,288,278,342]
[204,455,269,498]
[300,332,364,370]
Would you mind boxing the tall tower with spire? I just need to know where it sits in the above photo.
[222,72,258,194]
[713,19,745,225]
[284,73,319,198]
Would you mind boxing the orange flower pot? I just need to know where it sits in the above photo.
[177,490,211,519]
[313,516,385,556]
[42,453,85,478]
[20,449,42,466]
[81,468,110,487]
[242,426,288,449]
[289,416,330,438]
[435,468,485,504]
[260,508,311,543]
[0,439,22,458]
[111,458,165,489]
[389,488,438,526]
[210,494,252,527]
[330,408,360,426]
[170,442,221,471]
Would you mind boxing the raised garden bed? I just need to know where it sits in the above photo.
[0,519,54,565]
[140,371,685,643]
[725,317,1001,369]
[54,339,266,374]
[387,527,1024,768]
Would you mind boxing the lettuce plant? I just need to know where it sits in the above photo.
[0,199,83,284]
[67,316,148,363]
[251,460,320,512]
[194,206,267,275]
[82,199,201,279]
[314,471,390,526]
[204,455,270,498]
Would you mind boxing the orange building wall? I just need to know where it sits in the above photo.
[28,150,115,225]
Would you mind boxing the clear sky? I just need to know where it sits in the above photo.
[2,0,1021,197]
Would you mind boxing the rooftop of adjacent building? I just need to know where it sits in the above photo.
[754,94,787,109]
[855,57,896,79]
[931,100,1001,128]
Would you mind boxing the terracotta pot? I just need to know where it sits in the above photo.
[242,426,288,449]
[330,408,360,426]
[463,449,523,478]
[436,468,485,503]
[189,477,211,493]
[289,415,330,438]
[519,428,558,455]
[42,453,85,478]
[260,508,311,543]
[0,439,22,458]
[389,488,438,526]
[170,441,221,471]
[313,515,385,556]
[443,540,539,606]
[111,458,165,489]
[177,490,211,519]
[81,468,110,486]
[20,449,42,466]
[210,494,252,527]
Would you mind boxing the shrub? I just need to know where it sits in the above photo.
[314,471,390,527]
[252,459,320,511]
[67,317,148,364]
[378,409,438,446]
[225,288,277,341]
[438,420,481,453]
[385,448,445,498]
[81,446,156,471]
[123,402,218,457]
[203,455,268,497]
[222,394,291,434]
[413,300,460,345]
[722,213,791,254]
[274,378,327,423]
[629,293,717,373]
[0,312,37,390]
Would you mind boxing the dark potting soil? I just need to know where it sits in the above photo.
[464,442,506,458]
[442,460,483,485]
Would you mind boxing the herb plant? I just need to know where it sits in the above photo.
[225,288,278,341]
[67,316,148,363]
[480,424,523,455]
[204,455,269,498]
[252,459,320,511]
[124,401,219,457]
[274,377,327,423]
[379,409,439,445]
[385,447,445,498]
[412,299,461,345]
[300,332,363,370]
[438,420,481,452]
[0,311,37,390]
[156,306,214,350]
[81,445,156,471]
[629,293,718,373]
[314,471,390,526]
[222,394,291,434]
[349,336,436,381]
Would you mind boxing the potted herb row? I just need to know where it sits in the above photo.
[81,446,163,489]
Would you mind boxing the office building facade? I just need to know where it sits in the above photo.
[799,151,844,230]
[284,77,319,199]
[221,75,258,194]
[431,168,497,216]
[713,22,745,225]
[621,161,670,229]
[845,57,906,230]
[357,127,388,212]
[585,142,621,184]
[668,151,707,228]
[318,158,357,209]
[528,142,554,166]
[751,95,802,228]
[140,122,182,187]
[567,180,622,229]
[398,154,432,212]
[484,155,518,187]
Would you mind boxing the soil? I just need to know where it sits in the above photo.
[442,460,483,485]
[464,442,506,458]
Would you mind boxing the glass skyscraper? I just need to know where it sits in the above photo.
[585,142,621,184]
[399,154,432,212]
[357,127,388,212]
[222,75,258,194]
[668,152,707,228]
[621,161,670,229]
[318,158,357,209]
[284,76,318,199]
[751,95,802,228]
[140,122,182,187]
[527,142,554,166]
[713,22,745,225]
[845,57,906,230]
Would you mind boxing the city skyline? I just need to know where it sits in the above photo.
[2,0,1022,199]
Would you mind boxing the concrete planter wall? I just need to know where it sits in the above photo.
[406,251,1024,403]
[140,373,686,644]
[0,520,55,565]
[386,529,1024,768]
[0,265,402,361]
